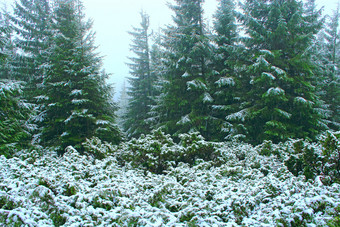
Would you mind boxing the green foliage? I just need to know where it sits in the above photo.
[226,0,324,144]
[178,132,218,165]
[124,11,156,138]
[82,137,116,160]
[115,129,219,174]
[285,131,340,184]
[41,0,121,152]
[116,128,176,174]
[153,0,214,139]
[0,80,34,157]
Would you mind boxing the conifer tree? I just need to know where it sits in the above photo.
[210,0,240,141]
[155,0,213,139]
[124,11,155,138]
[226,0,325,144]
[322,5,340,129]
[0,10,14,79]
[42,0,120,153]
[0,80,34,157]
[116,81,129,130]
[10,0,53,87]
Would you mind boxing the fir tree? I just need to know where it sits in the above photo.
[0,80,35,157]
[42,0,120,153]
[116,80,129,130]
[124,11,155,138]
[9,0,53,86]
[155,0,213,139]
[210,0,240,141]
[227,0,325,144]
[316,4,340,130]
[0,9,14,79]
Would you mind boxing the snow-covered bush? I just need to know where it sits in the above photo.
[0,142,339,226]
[178,132,218,165]
[115,129,177,174]
[285,131,340,185]
[82,137,116,160]
[114,129,221,174]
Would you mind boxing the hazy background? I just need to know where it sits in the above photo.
[1,0,339,99]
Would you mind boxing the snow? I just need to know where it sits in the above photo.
[264,87,285,96]
[261,72,276,80]
[176,114,191,125]
[0,139,339,226]
[294,97,314,106]
[187,79,207,90]
[182,72,190,78]
[226,108,249,122]
[70,89,83,96]
[203,92,213,103]
[215,77,235,87]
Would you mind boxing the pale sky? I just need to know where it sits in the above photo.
[1,0,339,98]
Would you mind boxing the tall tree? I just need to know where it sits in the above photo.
[226,0,325,144]
[9,0,53,87]
[316,5,340,130]
[124,11,155,138]
[0,9,15,79]
[42,0,120,152]
[210,0,240,141]
[116,80,129,130]
[155,0,213,139]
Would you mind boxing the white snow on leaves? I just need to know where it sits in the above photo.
[0,142,339,226]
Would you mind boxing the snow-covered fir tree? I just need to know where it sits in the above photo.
[210,0,240,141]
[316,4,340,130]
[226,0,325,144]
[9,0,53,90]
[124,11,156,138]
[116,80,129,130]
[0,80,34,157]
[42,0,121,153]
[154,0,214,139]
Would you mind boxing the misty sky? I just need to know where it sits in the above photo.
[1,0,339,98]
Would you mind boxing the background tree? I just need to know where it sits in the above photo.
[210,0,240,141]
[42,0,120,153]
[124,11,156,138]
[0,81,35,157]
[316,5,340,130]
[154,0,214,139]
[226,0,325,144]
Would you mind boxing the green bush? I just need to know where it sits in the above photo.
[115,129,219,174]
[285,131,340,184]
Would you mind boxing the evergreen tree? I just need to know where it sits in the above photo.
[210,0,240,141]
[226,0,325,144]
[155,0,213,139]
[0,80,34,157]
[0,9,14,79]
[116,80,129,130]
[124,11,155,138]
[317,5,340,130]
[9,0,53,86]
[42,0,120,153]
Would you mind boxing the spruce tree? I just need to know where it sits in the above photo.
[318,5,340,130]
[0,80,34,157]
[42,0,120,153]
[226,0,325,144]
[0,10,14,79]
[124,11,155,138]
[210,0,240,141]
[116,81,129,130]
[9,0,53,86]
[155,0,213,139]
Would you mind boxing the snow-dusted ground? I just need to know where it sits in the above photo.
[0,142,339,226]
